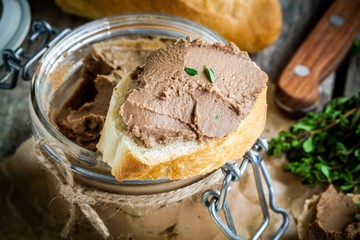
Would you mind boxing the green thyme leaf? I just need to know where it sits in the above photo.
[355,203,360,210]
[215,115,221,120]
[352,39,360,54]
[303,136,314,153]
[268,92,360,192]
[184,67,198,76]
[341,185,355,192]
[205,65,215,83]
[292,122,313,132]
[318,164,331,182]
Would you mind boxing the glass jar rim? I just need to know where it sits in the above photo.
[30,13,227,193]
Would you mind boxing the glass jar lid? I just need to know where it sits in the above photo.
[0,0,31,65]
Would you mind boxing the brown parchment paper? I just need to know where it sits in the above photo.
[0,85,323,239]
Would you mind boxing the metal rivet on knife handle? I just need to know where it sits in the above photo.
[293,65,310,77]
[329,15,344,26]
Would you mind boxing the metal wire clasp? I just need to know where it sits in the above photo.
[0,20,71,89]
[202,138,290,240]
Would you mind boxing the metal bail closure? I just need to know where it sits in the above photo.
[0,20,71,89]
[202,138,290,240]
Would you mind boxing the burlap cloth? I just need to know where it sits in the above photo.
[0,86,322,239]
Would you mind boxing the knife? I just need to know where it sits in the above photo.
[275,0,360,116]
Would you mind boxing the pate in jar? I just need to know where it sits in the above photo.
[30,13,230,239]
[24,13,288,239]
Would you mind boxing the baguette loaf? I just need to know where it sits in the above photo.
[55,0,282,53]
[97,38,268,181]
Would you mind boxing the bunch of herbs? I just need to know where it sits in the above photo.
[268,92,360,192]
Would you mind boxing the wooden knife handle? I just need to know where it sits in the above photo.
[276,0,360,111]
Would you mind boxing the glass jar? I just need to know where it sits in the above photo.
[30,13,226,192]
[29,13,230,239]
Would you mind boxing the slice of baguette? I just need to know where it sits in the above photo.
[97,40,268,181]
[55,0,282,53]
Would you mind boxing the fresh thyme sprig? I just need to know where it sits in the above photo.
[268,92,360,192]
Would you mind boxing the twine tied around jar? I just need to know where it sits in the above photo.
[33,138,223,239]
[34,139,110,238]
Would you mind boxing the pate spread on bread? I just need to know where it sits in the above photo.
[52,37,174,151]
[97,38,268,181]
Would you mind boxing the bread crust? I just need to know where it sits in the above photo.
[55,0,282,53]
[103,86,267,181]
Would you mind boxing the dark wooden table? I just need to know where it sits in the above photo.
[0,0,359,160]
